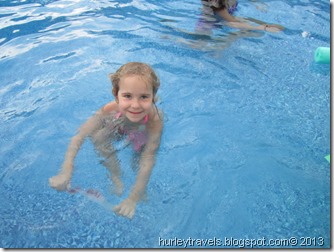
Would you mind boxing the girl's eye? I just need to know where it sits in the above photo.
[141,95,152,100]
[123,94,131,99]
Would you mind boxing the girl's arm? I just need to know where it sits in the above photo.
[113,112,163,218]
[129,122,162,202]
[217,8,284,32]
[49,108,105,191]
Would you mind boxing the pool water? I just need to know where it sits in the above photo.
[0,0,330,248]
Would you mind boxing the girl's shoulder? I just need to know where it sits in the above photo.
[147,108,163,134]
[102,101,118,114]
[150,107,163,123]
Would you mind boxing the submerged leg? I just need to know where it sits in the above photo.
[131,151,141,172]
[92,133,124,196]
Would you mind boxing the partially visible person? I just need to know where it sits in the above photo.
[199,0,284,33]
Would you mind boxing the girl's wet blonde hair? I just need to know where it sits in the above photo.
[109,62,160,102]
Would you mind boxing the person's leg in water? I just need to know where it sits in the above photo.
[92,131,124,196]
[130,151,148,201]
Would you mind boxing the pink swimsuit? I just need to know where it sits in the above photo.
[114,112,149,152]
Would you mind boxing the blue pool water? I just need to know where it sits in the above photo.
[0,0,330,248]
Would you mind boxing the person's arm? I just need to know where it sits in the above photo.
[217,8,283,32]
[113,113,163,218]
[49,108,105,191]
[128,127,162,202]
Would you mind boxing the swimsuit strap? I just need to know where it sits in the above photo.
[142,114,149,124]
[114,111,122,119]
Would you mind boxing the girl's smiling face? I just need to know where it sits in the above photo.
[117,75,154,123]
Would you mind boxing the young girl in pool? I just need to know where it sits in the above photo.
[49,62,163,219]
[199,0,284,33]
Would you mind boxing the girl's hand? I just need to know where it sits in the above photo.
[49,173,71,191]
[113,198,136,219]
[262,24,284,33]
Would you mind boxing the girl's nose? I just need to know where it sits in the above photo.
[131,99,140,108]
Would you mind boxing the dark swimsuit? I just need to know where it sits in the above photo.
[196,0,238,33]
[202,0,238,14]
